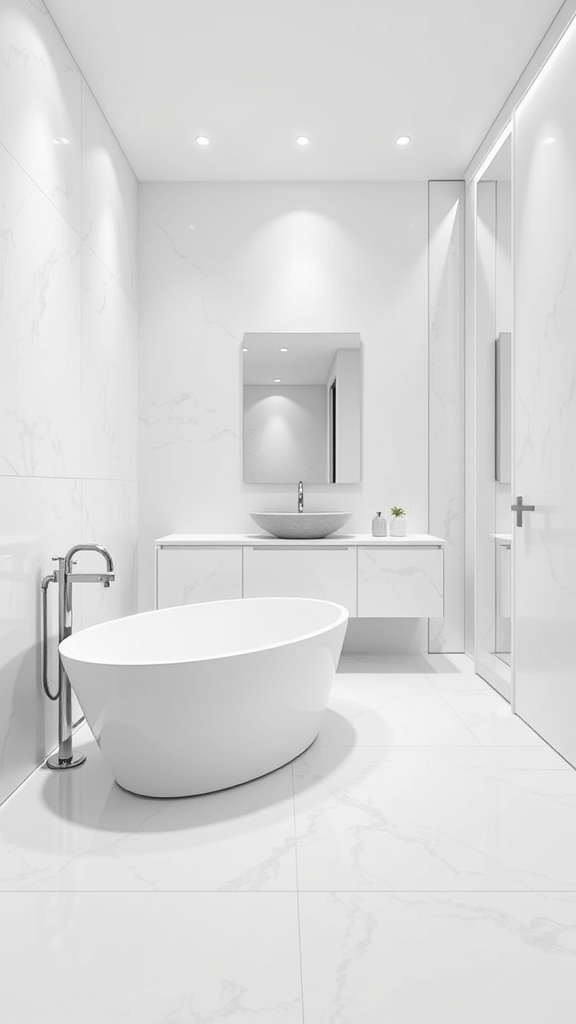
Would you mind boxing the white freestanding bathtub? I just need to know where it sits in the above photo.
[59,597,348,797]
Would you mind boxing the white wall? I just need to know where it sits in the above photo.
[513,15,576,763]
[0,0,138,804]
[139,183,431,649]
[243,384,327,483]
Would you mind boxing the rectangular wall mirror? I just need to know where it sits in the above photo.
[242,332,361,483]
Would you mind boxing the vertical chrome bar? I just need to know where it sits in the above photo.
[57,557,73,763]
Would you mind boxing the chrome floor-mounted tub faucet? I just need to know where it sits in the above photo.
[41,544,115,770]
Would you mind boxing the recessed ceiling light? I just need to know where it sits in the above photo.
[195,136,210,147]
[295,136,310,147]
[543,136,556,145]
[396,135,411,146]
[242,347,248,352]
[279,347,288,352]
[274,379,282,383]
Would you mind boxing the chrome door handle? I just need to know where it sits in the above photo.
[511,495,535,527]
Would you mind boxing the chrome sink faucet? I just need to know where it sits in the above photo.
[298,480,304,513]
[41,543,115,771]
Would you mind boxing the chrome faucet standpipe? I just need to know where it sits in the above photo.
[41,544,115,770]
[298,480,304,513]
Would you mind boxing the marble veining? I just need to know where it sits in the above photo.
[1,654,576,1022]
[138,182,430,608]
[0,0,139,806]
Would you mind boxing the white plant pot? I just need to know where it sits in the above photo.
[389,516,407,537]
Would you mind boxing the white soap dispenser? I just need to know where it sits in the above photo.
[371,511,387,537]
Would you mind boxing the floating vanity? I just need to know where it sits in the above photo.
[155,534,446,618]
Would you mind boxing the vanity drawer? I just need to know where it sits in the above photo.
[156,546,242,609]
[357,546,444,617]
[243,545,357,615]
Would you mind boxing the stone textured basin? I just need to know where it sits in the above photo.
[250,511,353,540]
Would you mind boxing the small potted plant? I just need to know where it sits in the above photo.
[389,506,407,537]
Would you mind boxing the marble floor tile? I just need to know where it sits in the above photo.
[2,652,575,1024]
[438,688,543,745]
[299,890,576,1024]
[318,686,480,746]
[0,891,302,1024]
[294,745,576,891]
[423,652,477,675]
[0,728,296,892]
[425,653,492,691]
[335,666,441,698]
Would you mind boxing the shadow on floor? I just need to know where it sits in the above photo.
[39,711,356,834]
[338,653,465,674]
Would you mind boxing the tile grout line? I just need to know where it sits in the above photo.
[291,763,306,1024]
[0,143,136,305]
[428,673,553,751]
[2,889,575,895]
[428,683,491,746]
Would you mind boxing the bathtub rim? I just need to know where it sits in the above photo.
[59,596,349,669]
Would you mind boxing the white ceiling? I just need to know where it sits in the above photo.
[46,0,565,181]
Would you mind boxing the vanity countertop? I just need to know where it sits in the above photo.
[156,533,446,547]
[492,533,512,542]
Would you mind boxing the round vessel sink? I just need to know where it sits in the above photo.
[250,511,353,540]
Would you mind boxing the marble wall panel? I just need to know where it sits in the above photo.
[0,0,138,804]
[0,145,82,477]
[78,480,138,634]
[81,245,138,481]
[81,81,137,300]
[0,0,82,230]
[0,476,81,805]
[138,183,430,625]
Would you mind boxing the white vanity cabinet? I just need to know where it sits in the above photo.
[243,544,357,612]
[357,546,444,617]
[156,546,242,609]
[155,534,445,618]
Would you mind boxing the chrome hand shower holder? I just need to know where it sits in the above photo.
[41,544,115,770]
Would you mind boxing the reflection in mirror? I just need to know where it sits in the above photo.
[243,332,361,484]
